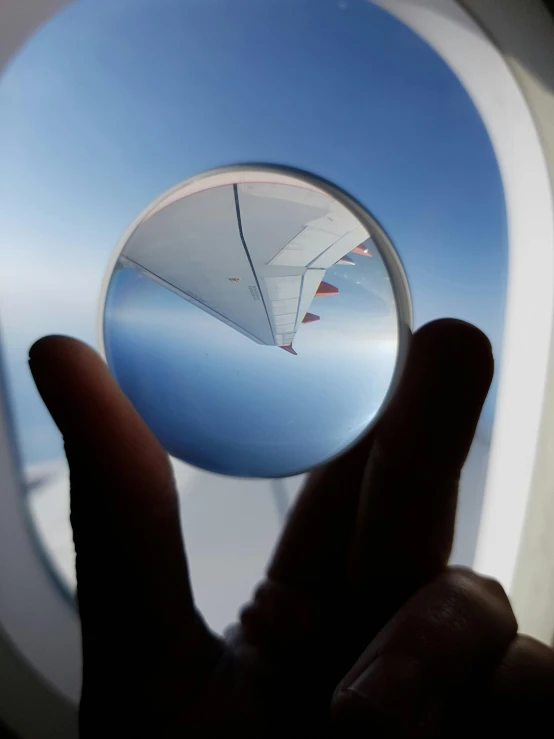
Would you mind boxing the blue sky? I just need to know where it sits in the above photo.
[0,0,507,471]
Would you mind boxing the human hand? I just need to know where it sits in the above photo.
[29,319,554,737]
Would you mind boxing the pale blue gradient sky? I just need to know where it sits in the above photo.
[104,245,399,477]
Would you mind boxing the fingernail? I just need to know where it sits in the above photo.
[342,654,440,732]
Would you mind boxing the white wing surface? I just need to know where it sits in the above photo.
[120,181,371,352]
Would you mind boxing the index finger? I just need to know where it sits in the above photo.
[29,337,222,732]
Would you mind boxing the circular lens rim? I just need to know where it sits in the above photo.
[97,164,413,475]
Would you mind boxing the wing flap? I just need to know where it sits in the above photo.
[122,184,275,345]
[268,226,338,267]
[308,224,370,269]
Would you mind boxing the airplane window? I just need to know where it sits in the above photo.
[25,457,305,633]
[0,0,508,634]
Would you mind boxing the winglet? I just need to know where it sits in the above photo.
[352,244,372,257]
[281,344,298,356]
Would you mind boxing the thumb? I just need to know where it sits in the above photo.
[332,568,517,736]
[29,336,222,735]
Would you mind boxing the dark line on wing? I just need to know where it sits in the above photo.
[233,184,276,343]
[293,272,305,330]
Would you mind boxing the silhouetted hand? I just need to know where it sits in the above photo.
[29,319,554,737]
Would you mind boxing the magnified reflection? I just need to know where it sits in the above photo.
[103,169,407,477]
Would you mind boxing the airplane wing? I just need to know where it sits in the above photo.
[120,181,370,352]
[236,182,369,351]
